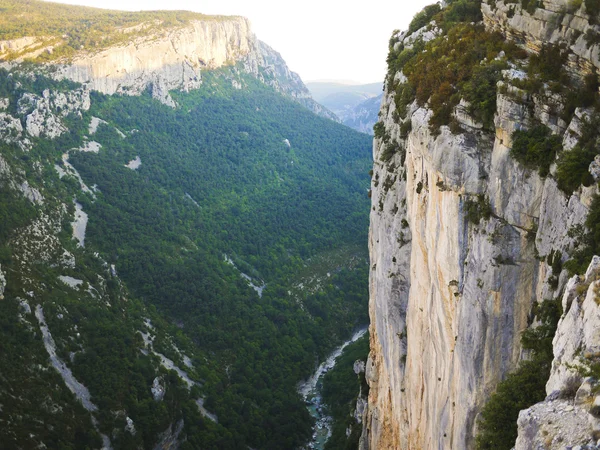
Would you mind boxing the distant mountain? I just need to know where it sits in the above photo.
[306,81,383,134]
[306,81,382,102]
[342,93,383,135]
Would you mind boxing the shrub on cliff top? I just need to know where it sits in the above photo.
[402,24,507,133]
[407,3,442,35]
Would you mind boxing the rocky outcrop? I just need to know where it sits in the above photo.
[514,257,600,449]
[482,0,600,74]
[0,264,5,299]
[2,16,334,118]
[361,2,599,449]
[16,88,90,139]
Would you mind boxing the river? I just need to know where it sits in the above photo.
[298,327,368,450]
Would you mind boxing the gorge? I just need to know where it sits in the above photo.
[2,0,600,448]
[0,1,370,448]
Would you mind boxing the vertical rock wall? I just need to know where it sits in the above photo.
[361,1,599,448]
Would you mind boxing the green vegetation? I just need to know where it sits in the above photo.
[406,4,442,35]
[322,334,370,450]
[464,195,492,225]
[509,125,563,177]
[385,0,528,134]
[0,296,102,449]
[510,44,597,124]
[65,68,371,448]
[568,0,583,12]
[521,0,540,14]
[404,24,507,133]
[555,145,595,192]
[0,0,226,61]
[475,359,549,450]
[0,64,371,449]
[0,185,37,243]
[528,44,568,84]
[476,299,561,450]
[585,0,600,23]
[556,113,600,193]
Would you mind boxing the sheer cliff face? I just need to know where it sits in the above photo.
[57,18,255,103]
[0,16,334,118]
[361,1,600,448]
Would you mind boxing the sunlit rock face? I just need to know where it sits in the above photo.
[56,18,254,99]
[360,1,600,448]
[1,16,335,118]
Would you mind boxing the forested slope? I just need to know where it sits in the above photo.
[0,61,371,449]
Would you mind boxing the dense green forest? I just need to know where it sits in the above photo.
[0,64,371,449]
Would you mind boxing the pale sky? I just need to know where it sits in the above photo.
[44,0,436,84]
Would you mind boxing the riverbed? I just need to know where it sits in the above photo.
[298,327,368,450]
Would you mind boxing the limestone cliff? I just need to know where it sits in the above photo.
[361,0,600,448]
[514,257,600,449]
[0,14,335,118]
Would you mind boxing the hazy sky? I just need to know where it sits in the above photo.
[44,0,436,84]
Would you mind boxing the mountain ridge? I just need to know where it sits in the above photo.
[0,0,337,119]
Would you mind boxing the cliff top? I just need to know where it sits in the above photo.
[0,0,241,61]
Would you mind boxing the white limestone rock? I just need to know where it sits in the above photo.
[76,141,102,153]
[575,377,597,405]
[151,377,165,401]
[354,395,367,425]
[16,88,90,139]
[360,5,600,446]
[515,257,600,449]
[454,99,483,130]
[3,17,333,118]
[25,106,65,138]
[354,360,366,375]
[589,155,600,182]
[58,276,83,289]
[514,399,592,450]
[125,416,136,435]
[0,264,5,299]
[535,177,588,261]
[0,112,23,144]
[125,156,142,170]
[547,257,600,394]
[19,180,44,205]
[0,36,47,59]
[72,202,88,248]
[88,116,107,135]
[483,0,600,73]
